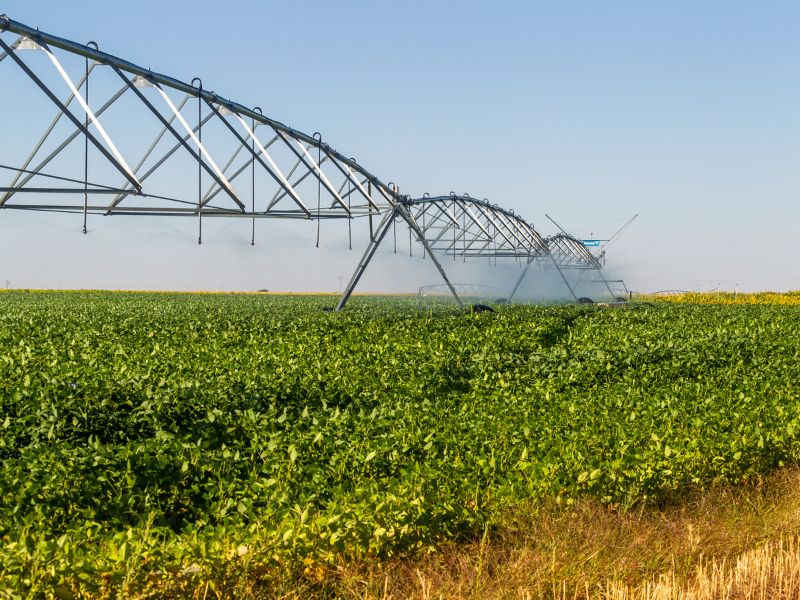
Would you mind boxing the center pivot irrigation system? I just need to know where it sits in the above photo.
[0,16,629,309]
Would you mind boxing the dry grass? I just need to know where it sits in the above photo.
[331,467,800,600]
[604,537,800,599]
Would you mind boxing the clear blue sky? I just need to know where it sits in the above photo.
[1,0,799,293]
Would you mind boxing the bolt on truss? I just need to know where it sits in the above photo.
[0,15,620,309]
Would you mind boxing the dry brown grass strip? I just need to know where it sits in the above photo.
[602,536,800,599]
[334,467,800,599]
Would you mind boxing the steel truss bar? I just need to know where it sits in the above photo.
[38,40,139,186]
[470,203,519,250]
[112,69,244,212]
[205,133,280,206]
[336,173,373,208]
[460,201,491,237]
[544,233,610,296]
[322,150,379,211]
[401,196,600,270]
[107,109,215,211]
[550,234,583,262]
[439,220,486,254]
[545,215,602,268]
[204,100,309,214]
[508,255,535,301]
[273,130,350,215]
[266,150,328,211]
[200,119,267,205]
[336,204,462,311]
[0,37,142,198]
[203,130,248,201]
[456,223,492,255]
[2,203,352,217]
[231,114,310,215]
[110,93,191,206]
[437,200,461,226]
[507,215,545,252]
[412,203,451,233]
[491,210,530,252]
[153,83,241,210]
[547,234,600,268]
[0,34,16,63]
[427,206,462,246]
[417,200,465,247]
[336,209,396,311]
[0,81,128,205]
[1,60,97,205]
[441,201,494,253]
[398,205,462,306]
[410,198,526,259]
[371,181,396,205]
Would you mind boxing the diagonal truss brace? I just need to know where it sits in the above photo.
[1,87,131,204]
[400,205,463,305]
[266,146,323,211]
[38,40,138,186]
[108,99,215,211]
[204,100,310,216]
[112,68,245,212]
[0,61,97,205]
[106,92,192,209]
[275,131,351,215]
[0,37,142,196]
[322,149,380,211]
[508,253,578,302]
[233,115,310,216]
[336,204,462,311]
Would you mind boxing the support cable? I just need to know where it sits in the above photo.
[251,113,256,245]
[462,206,466,263]
[82,43,97,234]
[422,201,427,259]
[0,163,121,191]
[453,198,456,261]
[315,132,321,247]
[193,78,202,245]
[347,171,352,250]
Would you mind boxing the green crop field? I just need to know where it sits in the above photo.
[1,291,800,597]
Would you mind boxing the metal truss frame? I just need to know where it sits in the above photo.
[0,15,615,310]
[336,195,599,309]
